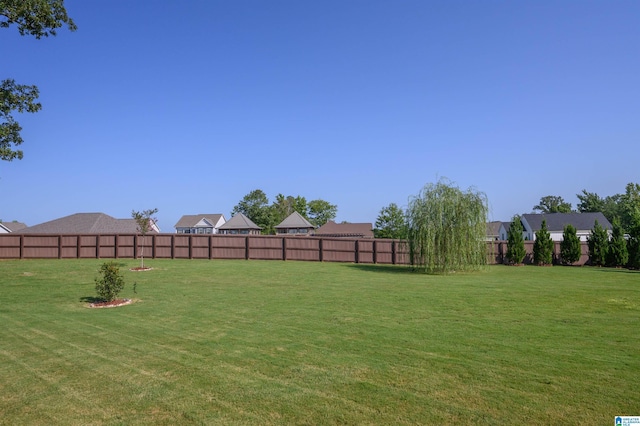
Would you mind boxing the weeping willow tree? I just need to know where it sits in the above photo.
[406,179,489,274]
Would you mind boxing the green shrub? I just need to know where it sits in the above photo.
[506,215,526,265]
[95,262,125,301]
[560,224,581,265]
[587,219,608,267]
[533,219,554,265]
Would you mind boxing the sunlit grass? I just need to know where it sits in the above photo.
[0,259,638,424]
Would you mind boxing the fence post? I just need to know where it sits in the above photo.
[373,240,377,264]
[355,240,360,264]
[133,235,138,259]
[245,236,250,260]
[96,235,100,259]
[392,240,396,265]
[209,235,213,260]
[58,235,62,259]
[282,236,287,261]
[115,234,119,259]
[189,235,193,259]
[318,238,323,262]
[171,234,175,259]
[152,234,156,259]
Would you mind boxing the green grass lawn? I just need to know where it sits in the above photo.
[0,259,638,425]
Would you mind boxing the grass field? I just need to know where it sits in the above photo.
[0,259,638,425]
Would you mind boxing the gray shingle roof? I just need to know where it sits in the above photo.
[0,221,27,232]
[174,214,224,228]
[218,213,261,230]
[522,212,612,232]
[19,213,156,234]
[274,211,314,229]
[314,221,374,238]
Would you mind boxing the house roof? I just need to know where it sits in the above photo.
[174,214,225,228]
[521,212,612,232]
[486,221,502,237]
[19,213,159,234]
[218,213,262,230]
[314,221,374,238]
[274,211,314,229]
[0,221,27,232]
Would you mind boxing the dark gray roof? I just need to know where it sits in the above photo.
[19,213,156,234]
[218,213,261,230]
[174,214,224,228]
[0,221,27,232]
[274,211,314,229]
[314,221,374,238]
[522,212,612,232]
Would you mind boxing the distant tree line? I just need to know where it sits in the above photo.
[231,189,337,235]
[530,183,640,268]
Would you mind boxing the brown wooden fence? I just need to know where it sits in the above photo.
[0,234,591,265]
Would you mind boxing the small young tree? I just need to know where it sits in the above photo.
[506,215,526,265]
[607,217,628,267]
[132,208,158,269]
[533,219,554,265]
[560,224,581,265]
[95,262,125,302]
[587,220,608,267]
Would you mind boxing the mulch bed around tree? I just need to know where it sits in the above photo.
[89,298,132,308]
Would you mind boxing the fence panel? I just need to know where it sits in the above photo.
[285,237,320,261]
[0,235,21,258]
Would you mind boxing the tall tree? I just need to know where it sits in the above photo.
[607,217,628,267]
[619,183,640,233]
[587,220,608,267]
[373,203,406,239]
[1,0,76,161]
[533,219,554,265]
[231,189,272,233]
[406,179,488,273]
[307,199,337,228]
[560,224,581,265]
[506,216,526,265]
[576,190,605,213]
[271,194,308,226]
[533,195,572,213]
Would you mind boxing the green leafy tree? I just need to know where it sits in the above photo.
[132,208,158,269]
[607,217,628,267]
[271,194,308,226]
[373,203,406,239]
[587,220,608,267]
[576,190,605,213]
[232,189,273,233]
[533,219,554,265]
[95,262,125,302]
[506,215,526,265]
[406,179,488,273]
[307,199,337,228]
[619,183,640,234]
[1,0,75,161]
[627,208,640,269]
[560,224,581,265]
[533,195,572,213]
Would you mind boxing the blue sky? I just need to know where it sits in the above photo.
[2,0,639,231]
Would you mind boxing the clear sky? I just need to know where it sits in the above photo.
[2,0,639,231]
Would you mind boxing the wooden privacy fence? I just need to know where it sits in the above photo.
[0,234,591,265]
[0,234,410,264]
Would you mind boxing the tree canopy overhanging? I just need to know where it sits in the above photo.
[1,0,75,162]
